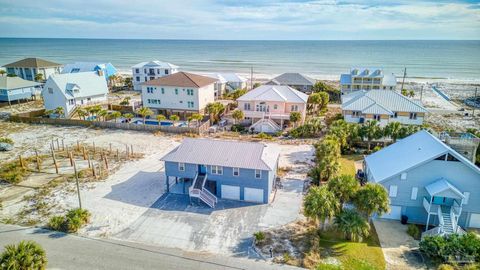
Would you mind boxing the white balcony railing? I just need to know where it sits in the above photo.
[243,110,291,120]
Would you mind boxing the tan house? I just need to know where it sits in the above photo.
[141,72,217,116]
[342,90,427,126]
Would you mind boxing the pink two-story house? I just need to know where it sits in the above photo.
[237,85,308,133]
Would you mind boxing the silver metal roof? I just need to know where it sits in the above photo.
[267,73,316,86]
[237,85,308,103]
[161,138,280,171]
[342,90,428,115]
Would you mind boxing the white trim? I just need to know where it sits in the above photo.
[255,169,262,179]
[389,185,398,197]
[464,192,470,205]
[233,167,240,177]
[400,172,407,180]
[178,162,185,171]
[411,187,418,200]
[211,165,223,175]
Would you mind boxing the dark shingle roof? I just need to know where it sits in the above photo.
[3,58,62,68]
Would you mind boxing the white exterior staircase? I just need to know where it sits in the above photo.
[441,206,454,234]
[189,173,217,208]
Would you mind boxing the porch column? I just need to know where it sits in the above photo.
[166,175,169,193]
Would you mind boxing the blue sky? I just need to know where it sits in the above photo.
[0,0,479,40]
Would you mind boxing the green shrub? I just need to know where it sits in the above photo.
[230,124,246,132]
[0,240,47,269]
[315,263,342,270]
[372,145,382,152]
[420,233,480,263]
[0,161,28,184]
[0,137,14,145]
[407,224,421,240]
[66,216,83,233]
[253,231,265,243]
[48,216,65,231]
[437,264,454,270]
[256,132,272,140]
[66,208,91,224]
[283,252,292,263]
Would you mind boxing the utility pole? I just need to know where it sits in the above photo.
[420,85,424,102]
[473,87,478,117]
[400,68,407,92]
[250,67,253,90]
[73,161,82,209]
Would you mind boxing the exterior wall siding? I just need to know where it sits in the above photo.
[374,158,480,227]
[142,84,215,112]
[164,160,276,204]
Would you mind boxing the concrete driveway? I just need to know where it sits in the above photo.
[373,219,427,270]
[113,179,304,256]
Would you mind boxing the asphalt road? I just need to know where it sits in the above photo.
[0,224,298,270]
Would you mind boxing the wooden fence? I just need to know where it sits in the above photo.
[9,109,206,134]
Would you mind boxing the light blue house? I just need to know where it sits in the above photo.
[161,138,280,207]
[0,76,41,103]
[365,130,480,237]
[62,62,118,82]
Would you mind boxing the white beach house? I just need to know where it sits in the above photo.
[237,85,308,133]
[341,90,428,126]
[42,71,108,118]
[200,72,248,98]
[340,67,396,93]
[141,72,217,116]
[132,60,179,91]
[3,58,63,82]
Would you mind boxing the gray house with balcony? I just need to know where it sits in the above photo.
[364,130,480,237]
[161,138,280,207]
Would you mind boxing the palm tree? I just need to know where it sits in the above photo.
[384,122,402,142]
[76,108,88,120]
[231,109,244,124]
[0,70,6,76]
[87,105,102,119]
[327,175,360,207]
[401,89,408,96]
[408,90,415,98]
[205,102,225,124]
[0,240,47,269]
[34,73,44,82]
[304,186,340,230]
[169,114,180,124]
[354,183,390,220]
[334,209,370,242]
[123,113,134,120]
[289,111,301,127]
[156,114,166,125]
[97,109,108,121]
[110,111,121,122]
[314,137,341,182]
[54,106,64,118]
[327,120,349,151]
[136,107,153,125]
[307,92,322,115]
[188,113,203,127]
[360,120,382,151]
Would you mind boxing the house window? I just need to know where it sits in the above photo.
[400,172,407,180]
[48,87,53,94]
[71,68,80,73]
[178,163,185,171]
[393,112,398,118]
[352,111,361,117]
[161,88,165,94]
[411,187,418,200]
[136,76,140,82]
[165,69,169,75]
[244,103,251,111]
[144,69,147,73]
[69,99,74,105]
[233,167,239,176]
[135,68,140,74]
[255,170,262,179]
[273,104,278,110]
[144,77,147,81]
[409,113,417,119]
[175,89,178,95]
[373,115,381,121]
[291,105,298,111]
[389,185,398,197]
[211,165,223,175]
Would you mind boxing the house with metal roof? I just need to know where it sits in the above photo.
[0,76,41,104]
[341,90,428,126]
[42,71,108,118]
[199,72,248,98]
[141,72,217,116]
[3,57,62,82]
[364,130,480,236]
[62,62,118,83]
[131,60,179,91]
[237,85,308,133]
[266,73,316,93]
[340,67,396,93]
[161,138,280,207]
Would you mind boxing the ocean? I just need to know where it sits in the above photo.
[0,38,479,81]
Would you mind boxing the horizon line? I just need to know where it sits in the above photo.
[1,37,479,42]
